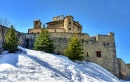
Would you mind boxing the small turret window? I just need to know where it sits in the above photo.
[69,22,71,25]
[36,22,38,24]
[78,28,80,31]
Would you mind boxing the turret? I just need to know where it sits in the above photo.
[34,19,42,29]
[108,32,115,36]
[64,15,74,33]
[108,32,115,42]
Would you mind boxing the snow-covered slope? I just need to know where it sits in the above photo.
[0,47,128,82]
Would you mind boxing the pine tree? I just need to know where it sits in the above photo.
[34,27,54,53]
[64,33,84,61]
[3,25,18,53]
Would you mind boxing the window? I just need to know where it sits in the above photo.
[69,22,71,25]
[55,29,56,32]
[86,52,89,57]
[103,43,109,46]
[113,50,116,53]
[36,22,38,24]
[82,39,84,43]
[69,18,70,21]
[103,43,105,46]
[113,42,115,46]
[106,43,109,46]
[69,28,71,30]
[78,28,80,31]
[96,51,101,57]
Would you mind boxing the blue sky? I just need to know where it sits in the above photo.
[0,0,130,63]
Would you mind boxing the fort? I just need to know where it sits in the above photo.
[0,15,130,80]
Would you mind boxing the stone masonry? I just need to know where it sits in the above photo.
[18,32,120,79]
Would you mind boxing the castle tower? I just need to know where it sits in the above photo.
[64,15,74,33]
[34,19,42,29]
[108,32,119,77]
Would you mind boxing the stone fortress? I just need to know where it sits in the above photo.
[28,15,82,33]
[0,15,130,80]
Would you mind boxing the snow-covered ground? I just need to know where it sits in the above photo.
[0,46,129,82]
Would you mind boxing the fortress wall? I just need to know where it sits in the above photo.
[18,33,36,49]
[47,29,65,33]
[83,34,119,77]
[50,33,119,77]
[117,58,130,80]
[19,32,119,78]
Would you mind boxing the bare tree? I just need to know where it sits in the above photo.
[0,17,11,44]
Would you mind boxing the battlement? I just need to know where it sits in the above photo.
[33,19,42,29]
[19,32,118,78]
[53,15,64,21]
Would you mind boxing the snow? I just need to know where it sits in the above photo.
[0,46,129,82]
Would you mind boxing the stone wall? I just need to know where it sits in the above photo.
[28,29,41,33]
[0,25,8,45]
[50,32,119,77]
[117,58,130,80]
[47,28,65,33]
[18,32,119,78]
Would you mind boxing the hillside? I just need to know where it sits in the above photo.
[0,46,128,82]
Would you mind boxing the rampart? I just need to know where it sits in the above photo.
[18,32,119,78]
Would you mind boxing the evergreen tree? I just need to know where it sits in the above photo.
[64,33,84,61]
[34,27,54,53]
[3,25,18,53]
